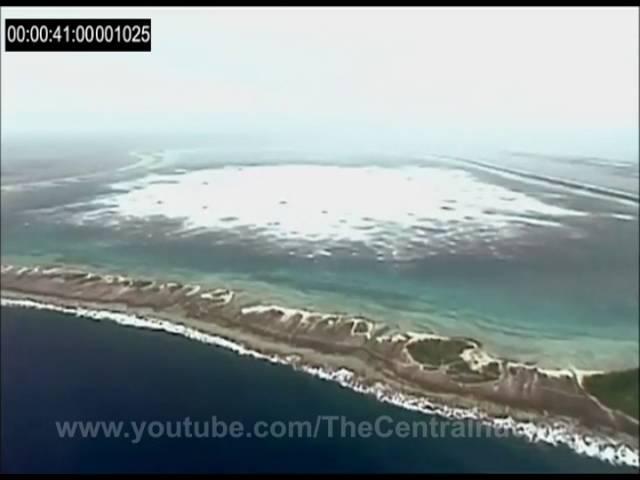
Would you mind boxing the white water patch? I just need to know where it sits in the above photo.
[1,297,637,469]
[611,213,636,221]
[241,304,311,316]
[240,304,321,326]
[71,165,586,259]
[200,289,234,304]
[2,152,164,194]
[460,347,498,373]
[184,285,201,297]
[350,317,372,337]
[376,333,410,343]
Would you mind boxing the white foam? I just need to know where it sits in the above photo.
[611,214,635,221]
[184,285,201,296]
[72,165,586,258]
[1,296,637,468]
[242,304,311,317]
[376,333,409,343]
[350,318,372,337]
[241,305,285,316]
[240,304,318,325]
[460,347,498,372]
[200,290,234,304]
[405,332,452,342]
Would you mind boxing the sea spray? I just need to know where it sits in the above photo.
[2,296,638,468]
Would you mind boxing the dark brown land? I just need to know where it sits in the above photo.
[1,263,637,445]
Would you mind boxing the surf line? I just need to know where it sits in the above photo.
[1,296,638,468]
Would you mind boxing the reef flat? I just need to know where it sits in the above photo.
[1,263,638,455]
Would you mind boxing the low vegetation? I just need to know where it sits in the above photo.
[406,338,473,367]
[583,368,639,420]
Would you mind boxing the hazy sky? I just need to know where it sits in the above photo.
[1,7,638,159]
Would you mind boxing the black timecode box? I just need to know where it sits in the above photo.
[5,19,151,52]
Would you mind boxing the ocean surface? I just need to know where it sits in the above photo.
[1,306,632,474]
[1,143,638,472]
[1,145,638,369]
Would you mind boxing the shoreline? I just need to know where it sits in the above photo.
[2,254,634,372]
[1,295,638,468]
[1,263,638,468]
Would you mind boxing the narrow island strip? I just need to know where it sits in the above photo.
[1,263,638,467]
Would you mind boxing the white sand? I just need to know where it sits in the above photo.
[67,165,586,260]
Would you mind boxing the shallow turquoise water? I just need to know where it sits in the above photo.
[1,149,638,369]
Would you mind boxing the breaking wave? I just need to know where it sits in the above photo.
[2,296,637,468]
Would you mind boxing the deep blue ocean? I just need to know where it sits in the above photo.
[1,306,631,474]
